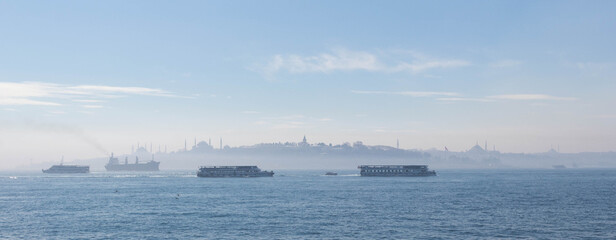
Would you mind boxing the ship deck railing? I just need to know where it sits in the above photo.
[358,165,428,168]
[199,166,260,169]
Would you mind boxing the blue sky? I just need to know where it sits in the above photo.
[1,1,615,167]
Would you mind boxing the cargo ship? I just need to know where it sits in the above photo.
[358,165,436,177]
[197,166,274,177]
[43,157,89,174]
[105,153,160,171]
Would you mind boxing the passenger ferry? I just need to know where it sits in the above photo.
[197,166,274,178]
[358,165,436,177]
[42,157,89,174]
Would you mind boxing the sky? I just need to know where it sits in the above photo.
[1,0,615,168]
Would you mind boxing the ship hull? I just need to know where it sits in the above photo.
[358,165,436,177]
[197,172,274,178]
[197,166,274,178]
[359,172,436,177]
[42,166,89,174]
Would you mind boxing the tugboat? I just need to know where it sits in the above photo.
[197,166,274,178]
[105,153,159,171]
[358,165,436,177]
[42,156,89,174]
[325,172,338,176]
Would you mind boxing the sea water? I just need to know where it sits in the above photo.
[1,169,615,239]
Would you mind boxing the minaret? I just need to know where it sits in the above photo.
[184,139,187,151]
[220,138,223,150]
[484,140,487,151]
[397,139,399,149]
[150,143,152,153]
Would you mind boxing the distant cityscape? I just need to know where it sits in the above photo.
[21,136,614,171]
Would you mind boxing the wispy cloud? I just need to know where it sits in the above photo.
[72,99,105,103]
[82,105,104,109]
[353,90,576,103]
[68,85,177,97]
[391,60,470,73]
[488,94,576,101]
[436,97,494,102]
[265,49,380,74]
[260,49,470,76]
[0,82,183,107]
[0,98,61,106]
[351,90,459,97]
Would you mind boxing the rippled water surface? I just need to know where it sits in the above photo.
[1,169,615,239]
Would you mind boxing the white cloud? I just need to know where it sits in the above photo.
[436,97,494,102]
[351,90,459,97]
[0,98,61,106]
[82,105,104,109]
[261,49,469,75]
[73,99,105,103]
[0,82,182,107]
[488,94,576,101]
[68,85,176,97]
[392,60,470,73]
[265,49,381,74]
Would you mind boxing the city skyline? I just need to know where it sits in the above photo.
[1,1,616,169]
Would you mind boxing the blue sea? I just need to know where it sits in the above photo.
[1,169,615,239]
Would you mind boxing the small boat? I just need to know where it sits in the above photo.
[325,172,338,176]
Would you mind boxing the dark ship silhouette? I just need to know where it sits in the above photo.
[105,153,159,171]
